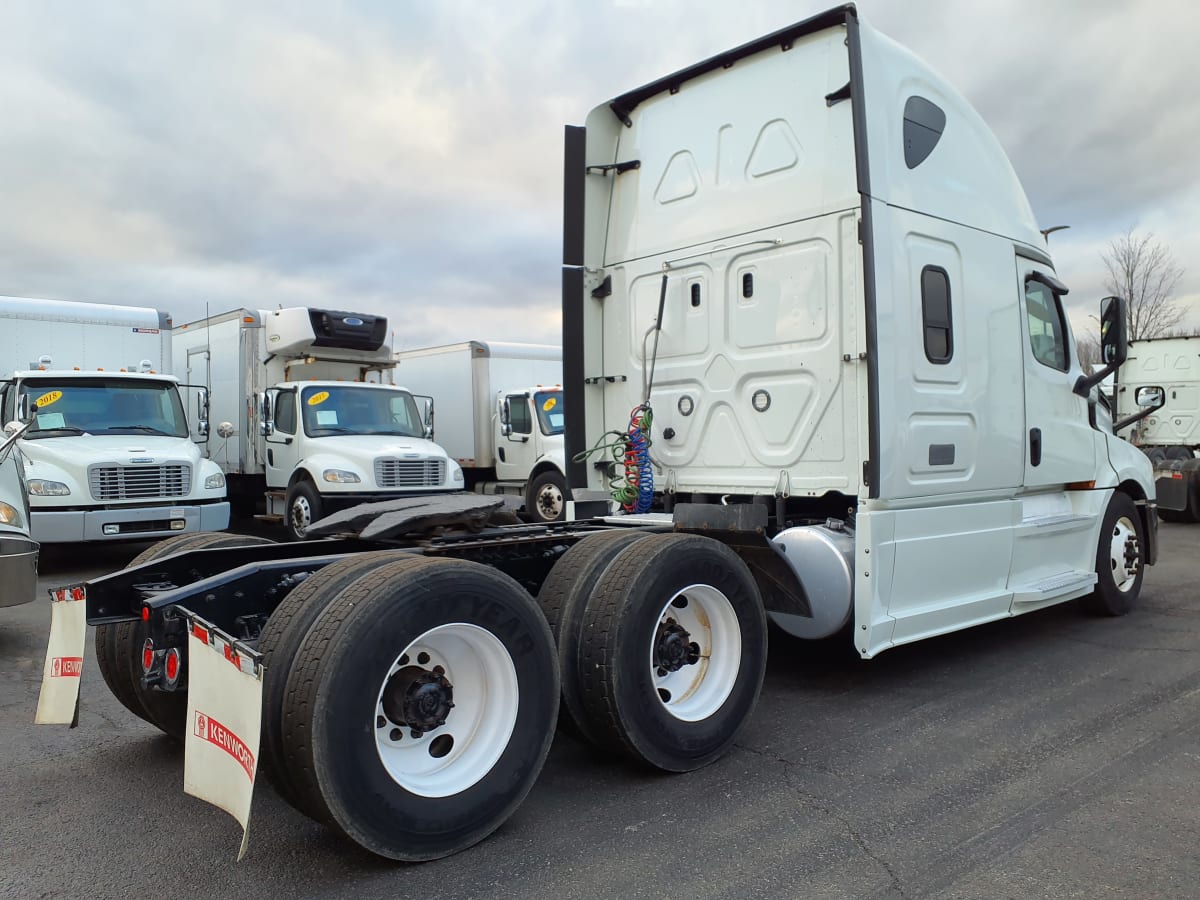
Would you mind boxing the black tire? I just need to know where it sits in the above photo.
[1080,492,1145,616]
[537,529,650,742]
[1165,446,1193,461]
[95,532,275,739]
[284,479,323,541]
[525,470,567,523]
[575,533,767,772]
[257,550,406,816]
[1146,447,1168,465]
[281,556,559,860]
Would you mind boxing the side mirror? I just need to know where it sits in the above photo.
[1114,383,1166,432]
[258,393,274,436]
[1074,295,1128,396]
[500,398,513,437]
[195,388,210,440]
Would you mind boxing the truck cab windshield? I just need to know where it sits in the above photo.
[300,385,424,438]
[15,378,189,439]
[534,390,564,435]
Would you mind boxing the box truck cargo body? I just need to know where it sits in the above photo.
[40,5,1165,864]
[393,341,567,521]
[0,296,229,543]
[174,308,462,538]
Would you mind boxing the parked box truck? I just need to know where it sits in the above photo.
[39,4,1165,865]
[174,307,462,539]
[0,296,229,543]
[393,341,567,521]
[1116,336,1200,519]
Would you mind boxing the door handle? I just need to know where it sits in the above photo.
[1029,427,1042,467]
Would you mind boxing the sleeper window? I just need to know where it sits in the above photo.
[1025,279,1069,372]
[921,266,953,363]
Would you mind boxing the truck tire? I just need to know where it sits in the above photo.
[574,533,767,772]
[95,532,276,739]
[526,470,567,523]
[536,529,649,742]
[1080,492,1145,617]
[280,556,559,860]
[257,550,407,816]
[284,479,323,541]
[1146,447,1167,465]
[1166,446,1193,461]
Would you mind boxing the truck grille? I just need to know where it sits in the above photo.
[88,464,192,501]
[374,458,444,488]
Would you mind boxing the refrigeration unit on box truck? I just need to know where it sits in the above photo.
[174,307,462,539]
[393,341,567,521]
[37,4,1166,866]
[0,296,229,543]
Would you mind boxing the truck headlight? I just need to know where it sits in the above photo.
[28,479,70,496]
[0,501,21,525]
[452,466,464,484]
[323,469,361,484]
[204,472,226,489]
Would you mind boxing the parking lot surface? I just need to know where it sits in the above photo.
[2,524,1197,899]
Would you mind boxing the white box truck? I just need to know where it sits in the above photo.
[1116,336,1200,518]
[39,5,1166,863]
[0,296,229,543]
[174,307,463,539]
[393,341,567,521]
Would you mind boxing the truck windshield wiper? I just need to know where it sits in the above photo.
[311,426,357,435]
[26,426,87,437]
[106,425,175,436]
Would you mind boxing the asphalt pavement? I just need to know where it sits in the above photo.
[1,524,1197,899]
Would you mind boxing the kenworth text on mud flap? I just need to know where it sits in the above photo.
[393,341,569,523]
[0,296,229,543]
[1114,336,1200,521]
[36,5,1162,863]
[173,307,462,540]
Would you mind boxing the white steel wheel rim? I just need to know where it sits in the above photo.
[291,496,312,535]
[1110,515,1140,592]
[649,584,741,722]
[374,623,519,798]
[536,483,563,519]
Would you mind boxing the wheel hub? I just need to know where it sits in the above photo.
[382,665,455,732]
[654,618,700,673]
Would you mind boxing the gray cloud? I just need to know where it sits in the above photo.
[0,0,1195,348]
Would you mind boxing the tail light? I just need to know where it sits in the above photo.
[164,648,182,688]
[141,638,155,674]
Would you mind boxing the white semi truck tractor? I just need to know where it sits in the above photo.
[1114,336,1200,520]
[0,296,229,543]
[37,5,1163,864]
[173,307,463,539]
[393,341,568,522]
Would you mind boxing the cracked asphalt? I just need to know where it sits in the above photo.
[2,523,1198,899]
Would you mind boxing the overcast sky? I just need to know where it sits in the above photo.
[0,0,1196,349]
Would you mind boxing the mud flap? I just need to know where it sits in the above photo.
[182,611,264,861]
[35,585,88,726]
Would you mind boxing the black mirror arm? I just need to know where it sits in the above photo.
[1073,362,1117,398]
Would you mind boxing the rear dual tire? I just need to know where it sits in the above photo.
[271,555,559,861]
[543,531,767,773]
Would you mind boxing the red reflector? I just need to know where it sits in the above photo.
[141,639,154,674]
[141,606,150,621]
[192,623,209,643]
[1172,472,1184,480]
[165,649,180,683]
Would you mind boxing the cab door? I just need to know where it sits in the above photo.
[1018,263,1095,487]
[264,388,300,489]
[495,394,537,481]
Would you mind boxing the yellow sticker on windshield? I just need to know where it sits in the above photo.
[307,391,330,406]
[542,396,557,412]
[35,391,63,408]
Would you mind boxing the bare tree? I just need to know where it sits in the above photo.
[1076,332,1102,371]
[1101,228,1185,340]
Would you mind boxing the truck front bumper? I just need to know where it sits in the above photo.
[32,502,231,544]
[0,534,39,607]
